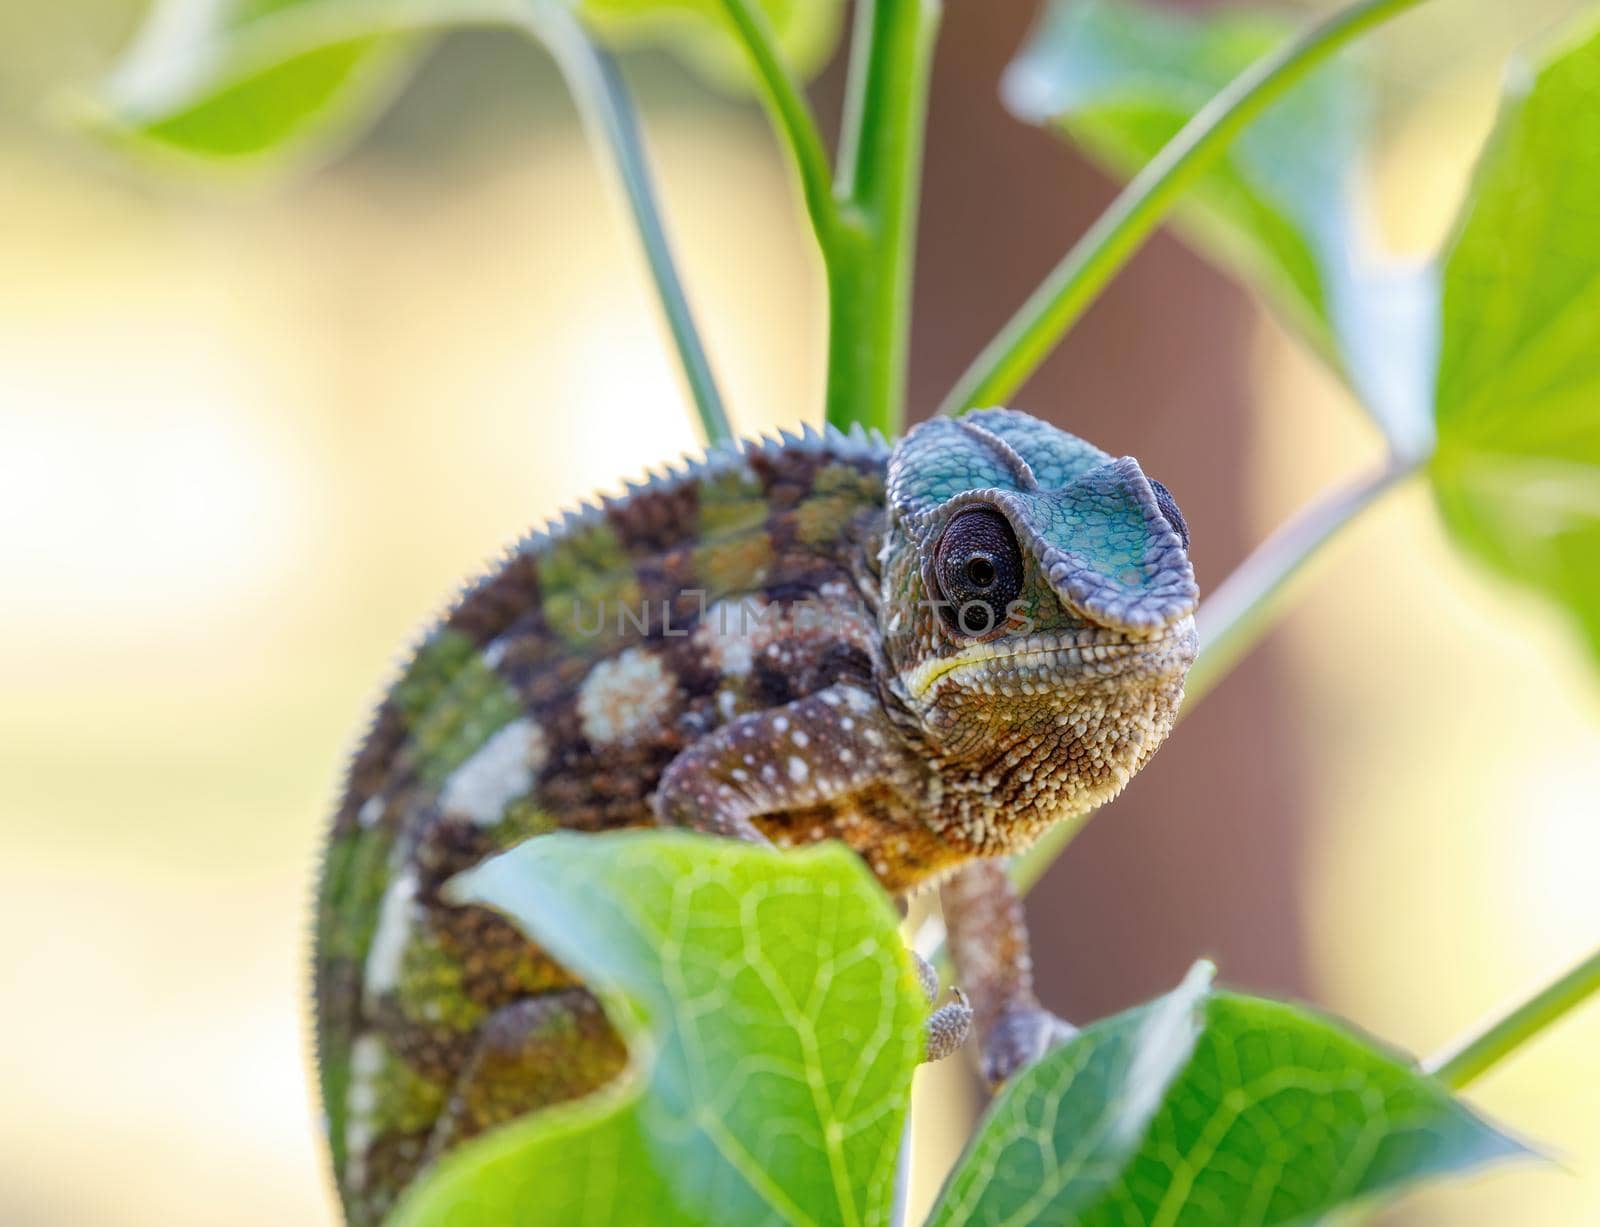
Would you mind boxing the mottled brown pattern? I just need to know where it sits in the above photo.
[317,434,904,1225]
[451,551,547,648]
[432,992,628,1153]
[372,1000,479,1086]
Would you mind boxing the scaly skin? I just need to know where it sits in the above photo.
[313,409,1198,1224]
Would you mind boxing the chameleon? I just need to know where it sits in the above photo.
[313,407,1198,1224]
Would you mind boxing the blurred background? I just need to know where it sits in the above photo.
[2,1,1598,1224]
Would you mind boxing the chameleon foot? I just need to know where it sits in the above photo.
[910,951,941,1004]
[925,988,972,1063]
[910,952,972,1062]
[981,1004,1076,1087]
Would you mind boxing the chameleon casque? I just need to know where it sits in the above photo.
[314,407,1198,1224]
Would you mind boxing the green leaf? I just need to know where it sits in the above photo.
[84,0,843,172]
[1003,0,1435,451]
[929,962,1527,1227]
[389,830,925,1227]
[1431,17,1600,665]
[81,0,450,170]
[583,0,845,88]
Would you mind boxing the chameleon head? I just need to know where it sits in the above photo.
[880,408,1199,850]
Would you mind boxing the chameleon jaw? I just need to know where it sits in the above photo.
[900,619,1197,701]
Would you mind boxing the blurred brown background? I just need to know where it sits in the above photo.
[2,1,1597,1224]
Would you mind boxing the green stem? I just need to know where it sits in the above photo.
[827,0,942,437]
[1008,455,1419,896]
[1426,949,1600,1090]
[108,0,735,441]
[1186,455,1421,703]
[516,1,732,443]
[937,0,1430,417]
[714,0,838,244]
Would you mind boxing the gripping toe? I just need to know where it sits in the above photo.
[924,989,972,1063]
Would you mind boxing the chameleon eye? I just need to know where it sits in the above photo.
[934,507,1025,636]
[1148,477,1190,550]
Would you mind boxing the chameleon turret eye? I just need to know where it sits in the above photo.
[935,507,1025,635]
[1148,478,1190,550]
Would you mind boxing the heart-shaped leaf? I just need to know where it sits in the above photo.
[388,830,925,1226]
[82,0,450,170]
[928,962,1527,1226]
[1003,0,1435,451]
[1007,0,1600,678]
[1430,17,1600,665]
[84,0,843,171]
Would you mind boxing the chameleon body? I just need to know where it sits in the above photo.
[314,409,1198,1224]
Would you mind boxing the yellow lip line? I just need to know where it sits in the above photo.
[902,635,1171,700]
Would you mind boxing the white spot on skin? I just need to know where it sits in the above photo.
[347,1038,383,1117]
[695,598,762,676]
[357,796,385,829]
[438,718,547,826]
[839,685,876,714]
[363,868,418,998]
[788,756,809,782]
[344,1034,387,1191]
[578,647,676,746]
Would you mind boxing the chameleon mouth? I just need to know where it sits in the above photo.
[902,619,1197,701]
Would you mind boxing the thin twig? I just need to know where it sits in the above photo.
[936,0,1431,418]
[1426,948,1600,1090]
[1187,454,1422,702]
[891,1114,913,1227]
[1007,453,1421,898]
[715,0,838,243]
[825,0,942,435]
[518,2,733,443]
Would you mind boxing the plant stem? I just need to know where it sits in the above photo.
[826,0,942,437]
[112,0,735,440]
[936,0,1430,417]
[1426,949,1600,1090]
[517,1,733,443]
[714,0,838,244]
[1007,454,1420,896]
[891,1115,913,1227]
[1186,454,1421,702]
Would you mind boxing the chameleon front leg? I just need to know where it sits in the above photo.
[941,859,1075,1086]
[652,682,896,842]
[654,681,972,1062]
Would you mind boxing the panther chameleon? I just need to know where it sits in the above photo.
[313,407,1198,1224]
